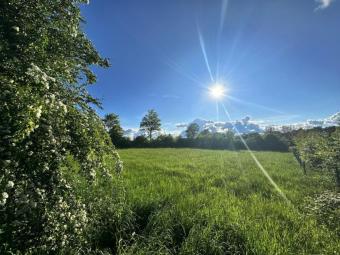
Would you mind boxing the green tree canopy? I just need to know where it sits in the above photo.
[0,0,122,252]
[103,113,124,146]
[295,128,340,188]
[186,123,200,139]
[140,109,161,140]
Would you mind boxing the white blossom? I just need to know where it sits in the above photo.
[89,170,96,179]
[7,181,14,188]
[2,192,9,199]
[115,160,123,174]
[12,26,19,32]
[36,106,43,119]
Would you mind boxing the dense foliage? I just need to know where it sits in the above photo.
[0,1,125,253]
[294,127,340,188]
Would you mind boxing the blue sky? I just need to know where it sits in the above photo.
[82,0,340,131]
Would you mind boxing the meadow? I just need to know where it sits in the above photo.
[118,148,339,255]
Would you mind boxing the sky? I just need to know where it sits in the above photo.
[81,0,340,132]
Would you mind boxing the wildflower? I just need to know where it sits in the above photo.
[7,181,14,188]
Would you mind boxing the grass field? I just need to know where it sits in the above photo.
[118,148,339,255]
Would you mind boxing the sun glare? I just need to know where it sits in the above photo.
[209,83,226,100]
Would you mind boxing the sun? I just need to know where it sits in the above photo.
[208,83,226,100]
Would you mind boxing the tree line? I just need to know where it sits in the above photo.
[103,110,290,152]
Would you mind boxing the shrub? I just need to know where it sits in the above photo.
[0,0,125,253]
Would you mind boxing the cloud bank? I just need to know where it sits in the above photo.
[122,112,340,139]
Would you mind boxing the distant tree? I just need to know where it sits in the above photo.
[103,113,119,130]
[186,123,200,139]
[140,109,161,140]
[243,133,264,150]
[198,129,211,137]
[103,113,124,146]
[155,134,175,147]
[133,135,149,147]
[263,133,289,152]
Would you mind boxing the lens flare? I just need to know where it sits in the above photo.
[209,83,226,100]
[197,24,214,82]
[220,102,290,204]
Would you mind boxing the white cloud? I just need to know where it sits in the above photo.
[315,0,335,10]
[122,112,340,139]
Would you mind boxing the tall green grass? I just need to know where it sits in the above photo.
[118,148,339,255]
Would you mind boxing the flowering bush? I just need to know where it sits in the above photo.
[0,0,126,253]
[294,129,340,188]
[304,191,340,235]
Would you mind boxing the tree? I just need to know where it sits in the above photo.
[0,1,123,253]
[243,133,264,150]
[295,128,340,188]
[133,135,149,147]
[318,129,340,188]
[263,133,289,152]
[140,109,161,140]
[154,134,175,147]
[103,113,124,146]
[186,123,200,139]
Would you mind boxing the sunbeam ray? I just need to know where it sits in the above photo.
[220,102,290,204]
[219,0,229,34]
[216,101,220,121]
[216,0,229,79]
[197,24,214,82]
